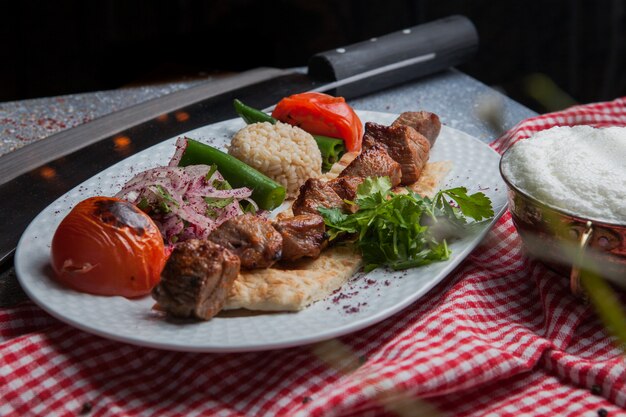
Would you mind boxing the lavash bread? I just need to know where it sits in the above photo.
[406,161,452,198]
[224,245,360,311]
[223,153,451,312]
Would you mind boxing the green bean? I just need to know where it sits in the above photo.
[233,99,276,124]
[177,138,286,211]
[233,99,347,172]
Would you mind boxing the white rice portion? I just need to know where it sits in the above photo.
[229,122,322,197]
[502,126,626,223]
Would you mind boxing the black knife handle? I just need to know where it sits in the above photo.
[308,15,478,98]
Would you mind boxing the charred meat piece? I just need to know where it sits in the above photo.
[292,178,346,216]
[392,111,441,147]
[362,122,430,185]
[208,214,282,269]
[273,214,328,261]
[339,144,402,187]
[152,239,240,320]
[329,176,363,202]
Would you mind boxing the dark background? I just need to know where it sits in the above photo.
[2,0,625,113]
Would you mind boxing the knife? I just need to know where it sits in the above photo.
[0,15,478,265]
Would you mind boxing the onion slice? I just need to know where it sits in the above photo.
[115,164,253,245]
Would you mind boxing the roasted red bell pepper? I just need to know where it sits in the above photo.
[271,92,363,152]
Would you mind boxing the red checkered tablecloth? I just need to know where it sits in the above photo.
[2,98,625,417]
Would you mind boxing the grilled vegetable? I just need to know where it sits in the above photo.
[234,99,275,124]
[271,92,363,152]
[311,134,346,173]
[51,197,166,297]
[233,99,346,172]
[175,137,286,211]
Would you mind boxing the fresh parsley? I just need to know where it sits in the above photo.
[205,164,233,190]
[318,177,494,272]
[152,185,179,214]
[204,196,235,218]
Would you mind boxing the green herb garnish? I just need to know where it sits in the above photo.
[137,197,150,212]
[204,196,235,218]
[318,177,494,272]
[153,185,179,214]
[205,164,219,181]
[212,178,232,190]
[432,187,494,223]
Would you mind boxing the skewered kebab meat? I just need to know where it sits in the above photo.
[154,110,442,320]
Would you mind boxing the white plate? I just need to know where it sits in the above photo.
[15,110,507,352]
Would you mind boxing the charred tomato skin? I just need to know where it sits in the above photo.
[51,196,166,298]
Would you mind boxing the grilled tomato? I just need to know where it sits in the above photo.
[271,92,363,152]
[51,196,166,298]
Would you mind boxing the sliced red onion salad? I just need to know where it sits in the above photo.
[115,164,257,245]
[168,138,186,167]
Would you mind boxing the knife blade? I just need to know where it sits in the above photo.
[0,15,478,265]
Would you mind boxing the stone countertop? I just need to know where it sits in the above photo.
[0,69,535,158]
[0,80,209,157]
[0,68,536,305]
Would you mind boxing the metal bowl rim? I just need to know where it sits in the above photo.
[499,147,626,228]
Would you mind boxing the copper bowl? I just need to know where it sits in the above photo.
[499,148,626,295]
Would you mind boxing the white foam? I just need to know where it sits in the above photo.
[501,126,626,224]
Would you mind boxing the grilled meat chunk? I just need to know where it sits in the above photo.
[273,214,328,261]
[152,239,240,320]
[208,214,282,269]
[292,178,346,216]
[329,176,363,202]
[392,111,441,147]
[362,122,430,185]
[339,144,402,187]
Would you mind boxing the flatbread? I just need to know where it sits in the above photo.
[404,161,452,198]
[224,156,451,312]
[224,245,361,311]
